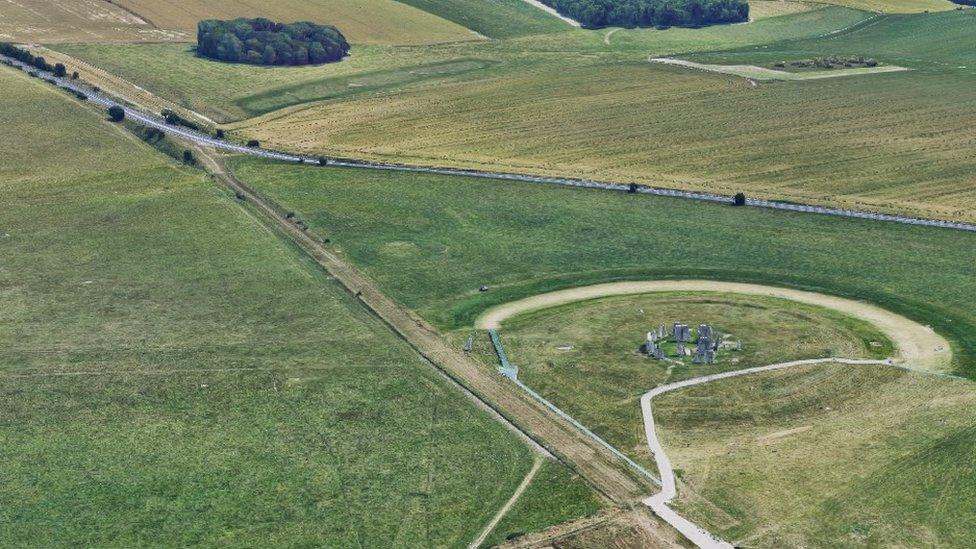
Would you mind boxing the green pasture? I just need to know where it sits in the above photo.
[230,158,976,379]
[396,0,571,38]
[484,292,891,470]
[658,363,976,546]
[0,66,597,546]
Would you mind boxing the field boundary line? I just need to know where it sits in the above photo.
[469,454,544,548]
[188,143,653,504]
[4,54,974,234]
[488,330,662,486]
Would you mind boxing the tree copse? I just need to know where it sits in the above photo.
[196,18,349,66]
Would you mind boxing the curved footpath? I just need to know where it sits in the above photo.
[4,54,975,234]
[477,280,957,548]
[640,357,891,549]
[475,279,951,372]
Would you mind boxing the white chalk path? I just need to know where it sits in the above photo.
[640,357,891,549]
[477,280,956,547]
[519,0,582,27]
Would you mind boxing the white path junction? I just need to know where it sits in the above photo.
[640,357,891,549]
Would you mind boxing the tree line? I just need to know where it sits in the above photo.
[540,0,748,28]
[196,18,349,66]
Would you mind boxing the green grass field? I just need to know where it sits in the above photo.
[658,363,976,546]
[482,460,604,546]
[484,293,891,471]
[229,158,976,380]
[396,0,571,38]
[0,66,599,545]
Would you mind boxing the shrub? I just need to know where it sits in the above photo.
[196,18,349,66]
[733,192,746,206]
[108,105,125,122]
[215,129,225,139]
[53,63,66,77]
[182,150,196,164]
[71,71,79,79]
[246,139,260,148]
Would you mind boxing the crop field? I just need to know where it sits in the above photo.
[230,158,976,380]
[483,293,891,470]
[810,0,956,12]
[658,363,976,546]
[111,0,481,45]
[0,67,600,546]
[222,10,974,221]
[50,5,868,121]
[0,0,477,46]
[0,0,183,43]
[50,43,501,122]
[396,0,570,38]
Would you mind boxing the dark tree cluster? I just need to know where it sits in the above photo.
[0,42,55,72]
[196,18,349,66]
[539,0,748,28]
[161,109,201,131]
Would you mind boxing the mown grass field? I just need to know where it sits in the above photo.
[482,460,604,546]
[0,0,183,43]
[230,159,976,380]
[809,0,956,12]
[485,293,891,471]
[52,5,867,121]
[112,0,481,45]
[658,363,976,546]
[0,66,600,546]
[50,43,498,122]
[396,0,570,38]
[235,10,976,221]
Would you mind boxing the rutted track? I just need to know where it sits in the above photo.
[4,53,975,234]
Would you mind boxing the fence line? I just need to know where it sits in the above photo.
[487,329,661,486]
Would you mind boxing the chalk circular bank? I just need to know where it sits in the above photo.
[475,280,950,373]
[475,280,954,548]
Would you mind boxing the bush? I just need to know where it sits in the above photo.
[182,150,196,165]
[215,129,225,139]
[161,109,201,131]
[71,71,79,79]
[196,18,350,66]
[246,139,260,148]
[538,0,749,29]
[108,105,125,122]
[733,192,746,206]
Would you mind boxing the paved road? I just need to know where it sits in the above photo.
[640,357,892,549]
[5,53,975,235]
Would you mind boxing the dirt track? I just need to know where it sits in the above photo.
[475,280,951,372]
[198,149,656,508]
